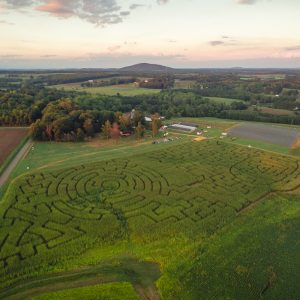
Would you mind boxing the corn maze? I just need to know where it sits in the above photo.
[0,140,299,278]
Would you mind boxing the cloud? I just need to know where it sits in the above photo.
[2,0,169,25]
[0,20,15,25]
[120,10,130,16]
[129,3,145,10]
[157,0,169,5]
[40,54,57,57]
[36,0,125,25]
[209,38,240,47]
[235,0,258,4]
[285,46,300,51]
[107,45,121,52]
[4,0,33,7]
[0,54,24,58]
[2,0,128,25]
[209,41,225,46]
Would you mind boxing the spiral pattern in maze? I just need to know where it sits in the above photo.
[0,140,299,269]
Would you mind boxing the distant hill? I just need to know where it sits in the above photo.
[120,63,174,73]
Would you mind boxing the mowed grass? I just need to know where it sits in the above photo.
[52,83,160,96]
[34,282,139,300]
[0,140,299,298]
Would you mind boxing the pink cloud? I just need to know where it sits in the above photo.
[36,0,74,17]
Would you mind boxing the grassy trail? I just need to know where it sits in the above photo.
[0,258,161,300]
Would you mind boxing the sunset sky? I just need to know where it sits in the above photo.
[0,0,299,69]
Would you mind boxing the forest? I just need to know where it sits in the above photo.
[1,69,300,141]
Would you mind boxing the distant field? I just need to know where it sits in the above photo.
[206,96,244,104]
[173,80,196,89]
[168,117,300,155]
[0,128,28,166]
[52,82,160,96]
[240,74,286,80]
[249,106,295,116]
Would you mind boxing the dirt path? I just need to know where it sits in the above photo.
[0,258,161,300]
[0,139,32,188]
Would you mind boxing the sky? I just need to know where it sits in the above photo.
[0,0,299,69]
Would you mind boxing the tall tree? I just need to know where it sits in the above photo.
[83,118,94,137]
[111,122,120,143]
[151,114,161,137]
[102,120,112,139]
[135,121,145,139]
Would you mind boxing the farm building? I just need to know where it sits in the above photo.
[168,123,197,132]
[144,117,152,122]
[144,115,165,122]
[179,122,199,128]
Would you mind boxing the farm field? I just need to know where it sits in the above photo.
[0,128,28,166]
[52,83,160,96]
[173,80,196,89]
[248,106,296,116]
[0,140,299,299]
[166,117,300,155]
[229,123,300,147]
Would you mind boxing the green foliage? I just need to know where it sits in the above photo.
[102,120,112,139]
[135,121,144,139]
[0,140,299,299]
[175,194,300,300]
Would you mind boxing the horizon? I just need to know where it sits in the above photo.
[1,62,300,71]
[1,0,300,69]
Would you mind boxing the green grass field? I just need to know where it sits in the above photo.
[34,282,139,300]
[0,138,299,299]
[52,83,160,96]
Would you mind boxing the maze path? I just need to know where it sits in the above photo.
[0,140,299,270]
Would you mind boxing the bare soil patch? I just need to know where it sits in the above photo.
[0,128,28,165]
[292,136,300,149]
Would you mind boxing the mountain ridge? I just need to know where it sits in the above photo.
[119,63,174,72]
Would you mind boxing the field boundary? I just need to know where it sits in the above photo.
[0,138,32,188]
[0,135,30,177]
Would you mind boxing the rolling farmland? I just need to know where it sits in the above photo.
[0,140,299,299]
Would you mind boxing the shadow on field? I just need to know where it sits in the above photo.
[0,257,161,300]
